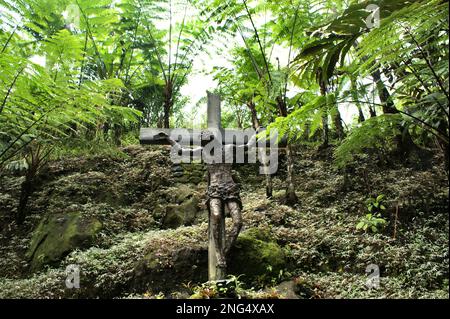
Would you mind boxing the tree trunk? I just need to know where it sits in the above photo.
[437,121,450,177]
[16,160,40,225]
[319,80,330,147]
[321,115,329,147]
[350,77,366,123]
[163,81,173,129]
[16,177,34,225]
[371,69,417,155]
[113,124,122,146]
[357,105,366,123]
[235,106,243,129]
[103,122,110,139]
[368,106,377,118]
[246,100,273,198]
[332,106,345,140]
[15,144,49,225]
[285,144,298,205]
[276,96,298,205]
[371,69,398,114]
[247,101,260,131]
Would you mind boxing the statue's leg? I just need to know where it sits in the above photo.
[209,198,226,268]
[225,200,243,255]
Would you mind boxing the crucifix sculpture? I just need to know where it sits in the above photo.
[140,91,281,281]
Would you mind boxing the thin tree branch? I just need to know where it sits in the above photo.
[171,2,188,83]
[401,59,449,118]
[0,66,24,115]
[168,0,173,80]
[404,26,449,101]
[78,31,89,88]
[75,0,107,79]
[242,0,272,84]
[342,99,448,142]
[283,0,302,102]
[1,25,18,54]
[125,6,142,84]
[145,24,168,83]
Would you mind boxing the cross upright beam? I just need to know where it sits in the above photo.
[206,91,226,281]
[207,91,222,129]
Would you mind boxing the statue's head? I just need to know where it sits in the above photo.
[151,131,169,142]
[201,130,215,141]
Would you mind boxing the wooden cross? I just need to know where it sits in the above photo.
[140,93,254,148]
[140,92,282,281]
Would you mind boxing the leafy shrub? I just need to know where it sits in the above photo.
[356,195,388,233]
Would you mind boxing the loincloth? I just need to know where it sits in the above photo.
[206,182,242,209]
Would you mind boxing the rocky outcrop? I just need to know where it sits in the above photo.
[228,228,286,283]
[159,184,207,229]
[26,212,102,271]
[131,227,287,294]
[133,247,208,293]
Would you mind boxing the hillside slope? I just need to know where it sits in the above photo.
[0,145,448,298]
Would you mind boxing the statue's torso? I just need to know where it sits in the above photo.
[204,146,242,207]
[207,163,234,187]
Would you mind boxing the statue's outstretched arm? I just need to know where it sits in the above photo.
[236,133,258,151]
[156,132,203,155]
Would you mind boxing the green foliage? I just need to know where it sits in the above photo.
[269,95,326,141]
[189,275,245,299]
[0,0,144,171]
[355,0,449,145]
[356,195,388,233]
[333,114,403,168]
[49,137,130,160]
[0,52,139,170]
[355,213,387,233]
[367,194,387,215]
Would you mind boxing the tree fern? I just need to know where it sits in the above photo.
[334,114,404,168]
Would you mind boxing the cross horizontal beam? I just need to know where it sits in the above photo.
[139,128,287,147]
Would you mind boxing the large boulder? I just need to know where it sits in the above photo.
[160,184,207,229]
[26,212,102,271]
[228,228,286,284]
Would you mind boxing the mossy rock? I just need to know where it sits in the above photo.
[133,247,208,293]
[228,228,286,284]
[163,198,199,228]
[174,163,206,184]
[161,184,205,229]
[26,212,102,271]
